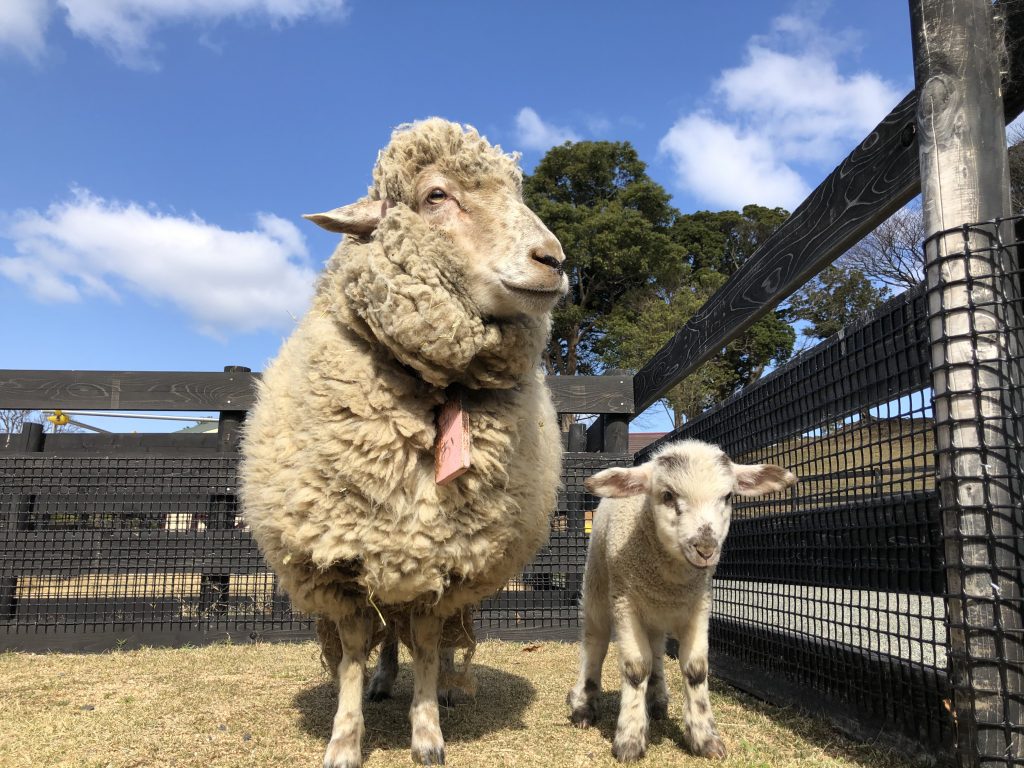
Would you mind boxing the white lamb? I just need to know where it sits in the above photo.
[567,439,797,762]
[240,118,567,767]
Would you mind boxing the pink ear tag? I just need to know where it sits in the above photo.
[435,392,472,485]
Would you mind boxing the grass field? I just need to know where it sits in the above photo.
[0,639,925,768]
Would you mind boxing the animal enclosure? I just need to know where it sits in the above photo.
[2,2,1023,768]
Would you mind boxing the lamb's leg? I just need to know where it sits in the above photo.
[567,582,610,728]
[674,598,726,759]
[611,599,652,763]
[367,631,398,702]
[646,630,669,721]
[323,615,373,768]
[409,613,446,765]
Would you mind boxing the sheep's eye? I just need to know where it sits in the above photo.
[724,493,733,504]
[661,490,675,505]
[426,189,447,204]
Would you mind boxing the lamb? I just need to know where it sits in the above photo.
[239,118,567,767]
[567,439,797,762]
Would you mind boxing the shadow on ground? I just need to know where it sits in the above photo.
[294,661,536,751]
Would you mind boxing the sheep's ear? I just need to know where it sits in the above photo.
[731,463,798,496]
[304,198,393,237]
[584,466,651,498]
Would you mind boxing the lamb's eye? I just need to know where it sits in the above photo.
[661,490,675,505]
[426,188,447,204]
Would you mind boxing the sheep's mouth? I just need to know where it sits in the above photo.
[500,280,565,299]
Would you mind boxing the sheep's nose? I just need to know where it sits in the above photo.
[532,251,564,274]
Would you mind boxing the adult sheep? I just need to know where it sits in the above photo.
[239,118,567,768]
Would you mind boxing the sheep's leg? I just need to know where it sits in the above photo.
[409,613,446,765]
[646,630,669,721]
[612,600,652,763]
[674,600,726,760]
[323,616,373,768]
[367,632,399,702]
[567,585,610,728]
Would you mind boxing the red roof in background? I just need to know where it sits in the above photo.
[628,432,668,454]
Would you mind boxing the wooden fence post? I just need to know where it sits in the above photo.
[1,422,44,621]
[910,1,1024,763]
[199,366,249,620]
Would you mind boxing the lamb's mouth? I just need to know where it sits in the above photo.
[500,280,564,298]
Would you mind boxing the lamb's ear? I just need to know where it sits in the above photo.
[731,463,798,496]
[304,198,394,237]
[584,466,651,498]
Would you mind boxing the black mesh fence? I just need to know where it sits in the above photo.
[0,449,625,651]
[637,283,952,758]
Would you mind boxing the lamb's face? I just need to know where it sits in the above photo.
[585,440,798,571]
[413,166,568,319]
[648,450,735,569]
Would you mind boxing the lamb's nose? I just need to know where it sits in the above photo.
[532,252,564,274]
[695,545,716,562]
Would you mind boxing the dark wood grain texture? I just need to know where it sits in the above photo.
[0,370,632,416]
[0,370,259,411]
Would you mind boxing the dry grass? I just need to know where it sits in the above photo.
[0,639,923,768]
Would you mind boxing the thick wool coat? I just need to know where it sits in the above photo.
[239,123,562,649]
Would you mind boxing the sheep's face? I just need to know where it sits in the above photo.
[585,440,798,570]
[413,166,568,319]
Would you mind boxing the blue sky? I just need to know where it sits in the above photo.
[0,0,915,431]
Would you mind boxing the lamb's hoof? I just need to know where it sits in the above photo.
[366,689,391,703]
[437,691,453,708]
[569,704,597,729]
[648,699,669,721]
[691,735,727,760]
[322,738,362,768]
[612,735,647,763]
[411,746,446,765]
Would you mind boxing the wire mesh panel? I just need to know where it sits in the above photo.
[476,452,631,641]
[0,448,625,650]
[924,218,1024,767]
[637,285,952,758]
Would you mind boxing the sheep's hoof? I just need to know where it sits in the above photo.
[437,690,454,709]
[366,689,391,703]
[612,735,647,763]
[569,704,597,729]
[411,746,446,765]
[322,737,362,768]
[691,735,727,760]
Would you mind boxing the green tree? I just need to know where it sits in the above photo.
[787,266,890,340]
[672,205,790,274]
[523,141,683,376]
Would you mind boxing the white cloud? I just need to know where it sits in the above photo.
[660,11,902,210]
[659,115,809,211]
[0,188,317,337]
[0,0,52,63]
[515,107,580,151]
[0,0,347,68]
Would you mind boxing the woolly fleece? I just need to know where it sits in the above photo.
[239,120,562,648]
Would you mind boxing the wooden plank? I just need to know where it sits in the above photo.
[912,0,1024,761]
[32,432,220,455]
[0,370,631,416]
[632,72,1024,416]
[0,370,259,411]
[718,492,943,595]
[545,374,633,415]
